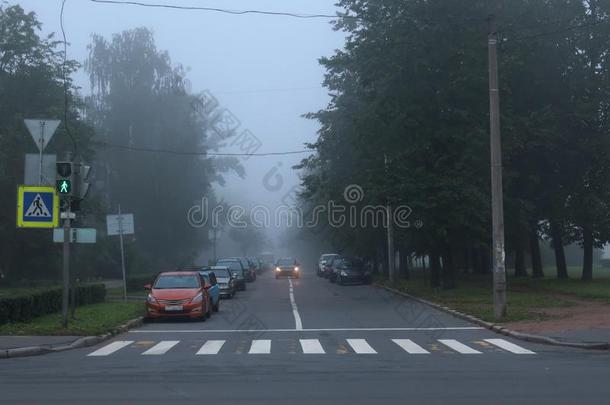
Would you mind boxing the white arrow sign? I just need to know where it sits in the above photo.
[24,119,61,152]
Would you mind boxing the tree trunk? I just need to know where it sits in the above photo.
[514,244,527,277]
[429,251,441,288]
[581,226,593,281]
[441,245,456,289]
[550,220,568,279]
[529,222,544,278]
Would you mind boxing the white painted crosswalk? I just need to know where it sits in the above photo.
[196,340,226,355]
[392,339,430,354]
[87,338,536,357]
[87,341,134,357]
[438,339,482,354]
[142,341,180,355]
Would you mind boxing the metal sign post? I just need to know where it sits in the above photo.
[107,208,134,301]
[62,200,71,328]
[118,205,127,301]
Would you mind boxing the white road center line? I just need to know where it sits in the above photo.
[438,339,482,354]
[87,341,134,357]
[288,279,303,330]
[300,339,325,354]
[141,340,180,355]
[484,339,536,354]
[392,339,430,354]
[347,339,377,354]
[196,340,226,355]
[249,339,272,354]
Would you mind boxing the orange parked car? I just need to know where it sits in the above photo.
[144,271,212,321]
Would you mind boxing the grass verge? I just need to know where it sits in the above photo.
[0,301,144,336]
[376,273,610,323]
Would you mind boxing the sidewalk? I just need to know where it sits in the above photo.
[502,297,610,344]
[0,336,81,351]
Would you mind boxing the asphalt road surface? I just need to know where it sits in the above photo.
[2,268,610,404]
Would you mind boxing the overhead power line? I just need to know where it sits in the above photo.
[88,0,354,19]
[91,141,310,157]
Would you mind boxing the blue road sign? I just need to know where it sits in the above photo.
[17,186,59,228]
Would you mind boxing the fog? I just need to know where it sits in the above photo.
[16,0,346,256]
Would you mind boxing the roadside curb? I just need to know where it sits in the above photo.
[0,317,144,359]
[376,283,610,351]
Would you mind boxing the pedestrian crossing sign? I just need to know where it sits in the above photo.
[17,185,59,228]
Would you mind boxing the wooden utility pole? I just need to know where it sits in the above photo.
[488,14,507,319]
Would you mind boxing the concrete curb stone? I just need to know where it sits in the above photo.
[1,317,144,359]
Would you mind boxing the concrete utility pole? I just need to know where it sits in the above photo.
[488,14,507,319]
[118,204,127,301]
[384,154,396,283]
[61,151,73,328]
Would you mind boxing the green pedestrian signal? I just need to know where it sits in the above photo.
[56,179,72,195]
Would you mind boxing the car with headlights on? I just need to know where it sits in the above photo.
[331,257,372,285]
[275,257,300,279]
[144,271,212,321]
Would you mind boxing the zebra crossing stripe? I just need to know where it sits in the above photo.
[438,339,482,354]
[484,339,536,354]
[87,341,134,357]
[346,339,377,354]
[197,340,226,355]
[392,339,430,354]
[142,340,180,355]
[300,339,325,354]
[249,339,271,354]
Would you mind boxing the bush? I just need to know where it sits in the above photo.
[0,284,106,325]
[126,274,157,292]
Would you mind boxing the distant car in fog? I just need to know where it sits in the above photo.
[320,255,342,278]
[275,257,300,279]
[318,253,340,277]
[215,258,247,291]
[330,257,372,285]
[203,266,236,299]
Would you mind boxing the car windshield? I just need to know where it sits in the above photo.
[153,275,199,289]
[212,268,230,278]
[277,258,295,266]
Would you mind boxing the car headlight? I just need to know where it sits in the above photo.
[294,267,299,272]
[341,271,348,277]
[275,267,281,272]
[147,294,158,304]
[191,292,203,304]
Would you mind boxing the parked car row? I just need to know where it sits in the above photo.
[317,254,372,285]
[144,256,264,321]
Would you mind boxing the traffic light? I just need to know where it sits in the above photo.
[56,161,74,197]
[75,164,92,200]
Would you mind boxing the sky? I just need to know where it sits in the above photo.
[16,0,346,212]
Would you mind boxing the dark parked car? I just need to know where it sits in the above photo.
[331,257,372,285]
[236,257,256,282]
[204,266,236,299]
[275,257,300,279]
[215,258,247,291]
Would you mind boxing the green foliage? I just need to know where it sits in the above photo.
[298,0,610,282]
[0,284,106,324]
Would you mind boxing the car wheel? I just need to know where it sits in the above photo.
[206,303,212,319]
[214,300,220,312]
[337,276,343,285]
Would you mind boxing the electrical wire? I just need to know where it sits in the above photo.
[91,140,310,156]
[60,0,77,155]
[88,0,354,20]
[502,18,610,43]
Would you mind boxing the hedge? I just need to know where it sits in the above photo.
[126,274,157,292]
[0,284,106,325]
